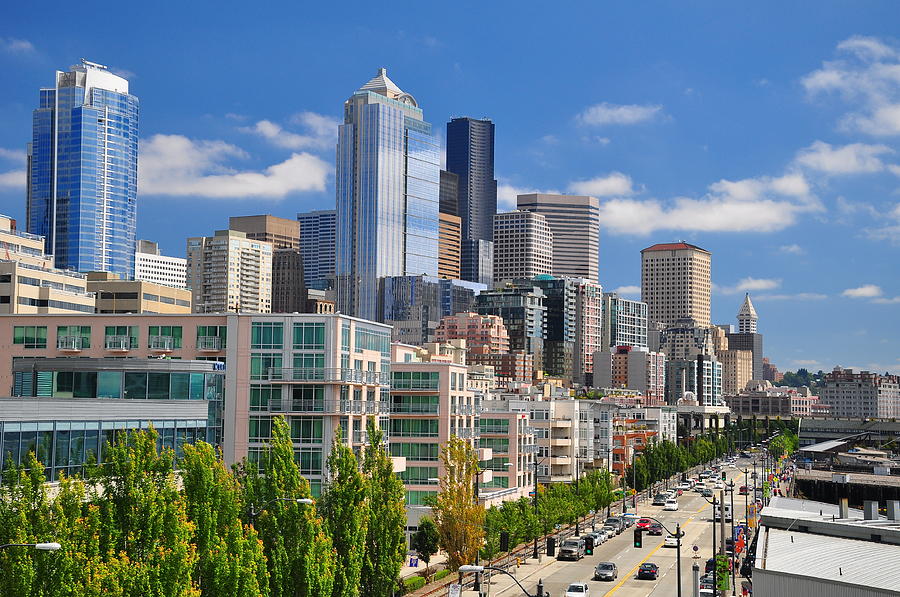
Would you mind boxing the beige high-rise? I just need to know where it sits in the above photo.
[229,215,304,313]
[187,230,272,313]
[517,193,600,282]
[492,210,553,285]
[641,242,711,328]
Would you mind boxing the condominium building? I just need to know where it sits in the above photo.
[716,347,753,396]
[602,293,648,350]
[379,275,485,345]
[593,347,667,404]
[665,355,723,406]
[297,209,336,289]
[640,242,712,328]
[134,240,187,289]
[335,69,440,319]
[477,412,536,505]
[821,367,900,419]
[619,406,678,443]
[517,193,600,282]
[186,230,273,313]
[475,282,546,371]
[467,351,534,384]
[229,215,301,250]
[492,211,553,285]
[27,60,139,278]
[88,271,192,313]
[532,275,577,383]
[435,312,510,353]
[574,279,603,384]
[0,215,94,314]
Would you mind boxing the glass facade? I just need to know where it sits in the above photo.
[27,61,139,277]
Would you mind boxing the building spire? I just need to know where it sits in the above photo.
[737,293,758,333]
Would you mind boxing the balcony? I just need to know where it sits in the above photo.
[266,368,387,385]
[196,336,222,351]
[266,398,384,415]
[550,438,572,447]
[449,405,475,416]
[456,428,481,440]
[149,335,175,352]
[353,429,390,444]
[550,455,571,465]
[104,335,133,352]
[551,418,573,428]
[57,336,83,352]
[390,404,440,415]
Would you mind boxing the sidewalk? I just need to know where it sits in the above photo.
[401,551,448,579]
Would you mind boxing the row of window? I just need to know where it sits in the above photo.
[12,325,227,350]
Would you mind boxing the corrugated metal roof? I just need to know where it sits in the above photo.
[799,438,857,453]
[758,527,900,592]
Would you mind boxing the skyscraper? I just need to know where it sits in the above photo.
[186,230,272,313]
[517,193,601,282]
[27,60,139,278]
[737,293,758,333]
[335,68,440,319]
[447,117,497,284]
[640,242,712,328]
[438,170,461,280]
[492,211,553,285]
[297,209,336,288]
[601,293,649,350]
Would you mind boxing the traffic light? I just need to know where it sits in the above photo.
[584,536,594,555]
[499,531,510,552]
[633,529,643,548]
[721,471,727,481]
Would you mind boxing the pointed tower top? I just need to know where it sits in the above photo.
[359,67,404,95]
[737,293,758,333]
[738,293,758,318]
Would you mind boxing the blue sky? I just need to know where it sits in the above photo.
[2,1,899,374]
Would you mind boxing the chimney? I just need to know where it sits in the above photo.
[839,497,849,519]
[887,501,900,521]
[864,501,879,520]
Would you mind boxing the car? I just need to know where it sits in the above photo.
[652,493,669,506]
[604,517,624,533]
[565,582,590,597]
[593,561,618,581]
[701,488,713,498]
[636,517,652,529]
[679,482,692,490]
[739,485,749,495]
[664,533,680,547]
[595,529,611,543]
[648,523,663,536]
[558,538,585,561]
[601,525,618,538]
[714,481,725,489]
[664,498,679,511]
[674,488,684,496]
[637,562,660,580]
[700,573,716,590]
[620,513,637,527]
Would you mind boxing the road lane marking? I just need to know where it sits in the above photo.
[604,517,698,595]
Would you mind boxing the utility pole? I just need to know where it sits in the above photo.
[719,489,727,597]
[692,561,700,597]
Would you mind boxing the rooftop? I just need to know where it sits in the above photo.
[641,242,710,253]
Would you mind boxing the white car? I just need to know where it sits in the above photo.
[664,533,680,547]
[664,498,679,511]
[565,582,590,597]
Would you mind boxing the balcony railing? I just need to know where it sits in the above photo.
[450,405,475,416]
[196,336,222,351]
[456,428,481,439]
[267,367,387,385]
[149,335,175,351]
[389,404,440,414]
[353,429,390,444]
[266,398,384,415]
[57,336,83,351]
[104,335,134,351]
[390,381,440,391]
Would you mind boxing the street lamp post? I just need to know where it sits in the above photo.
[249,497,314,523]
[532,458,545,562]
[636,517,684,597]
[460,565,546,597]
[0,543,61,551]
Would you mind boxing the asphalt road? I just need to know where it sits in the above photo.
[531,462,754,597]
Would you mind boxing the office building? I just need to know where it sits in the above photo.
[446,117,497,244]
[88,271,191,313]
[716,346,753,396]
[467,351,534,384]
[517,193,600,282]
[461,239,493,286]
[297,209,336,289]
[134,240,187,289]
[438,171,462,279]
[0,214,95,314]
[186,230,272,313]
[492,211,553,285]
[532,275,577,383]
[726,298,764,380]
[475,282,546,372]
[229,215,305,313]
[435,312,510,353]
[574,279,604,385]
[602,292,648,350]
[229,215,301,250]
[658,317,715,360]
[737,293,758,333]
[593,347,667,404]
[27,59,139,278]
[821,367,900,419]
[762,357,783,383]
[335,68,440,319]
[640,242,711,328]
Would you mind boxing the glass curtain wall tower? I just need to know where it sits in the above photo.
[27,59,139,278]
[335,68,440,320]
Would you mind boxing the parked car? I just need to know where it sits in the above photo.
[637,562,660,580]
[593,562,618,581]
[595,529,611,543]
[565,582,590,597]
[620,513,637,527]
[636,517,652,529]
[558,538,585,561]
[652,493,669,506]
[604,517,624,533]
[601,525,618,538]
[739,485,749,495]
[664,498,679,511]
[700,573,716,590]
[664,533,680,547]
[648,523,663,536]
[701,488,713,498]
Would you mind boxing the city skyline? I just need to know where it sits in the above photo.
[1,2,900,373]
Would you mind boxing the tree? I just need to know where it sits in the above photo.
[320,429,368,597]
[411,517,440,581]
[360,418,407,597]
[431,436,484,573]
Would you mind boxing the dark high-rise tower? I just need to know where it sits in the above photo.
[447,117,496,283]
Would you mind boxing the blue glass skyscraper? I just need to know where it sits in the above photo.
[335,68,440,319]
[27,60,139,278]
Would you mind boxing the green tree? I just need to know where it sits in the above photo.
[360,418,407,597]
[432,436,484,572]
[320,430,368,597]
[411,516,440,581]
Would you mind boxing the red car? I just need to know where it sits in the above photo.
[636,518,652,529]
[739,486,749,495]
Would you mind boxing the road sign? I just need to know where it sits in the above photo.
[448,584,461,597]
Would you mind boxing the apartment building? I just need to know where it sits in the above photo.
[435,311,510,353]
[88,271,192,314]
[821,367,900,419]
[478,411,536,505]
[186,230,273,313]
[134,240,187,289]
[467,350,534,384]
[492,211,553,285]
[602,292,648,350]
[574,279,604,385]
[593,347,667,404]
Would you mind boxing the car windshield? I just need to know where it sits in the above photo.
[598,563,614,570]
[566,584,585,592]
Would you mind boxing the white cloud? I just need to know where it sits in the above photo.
[802,36,900,136]
[753,293,828,301]
[567,172,635,197]
[865,202,900,244]
[0,169,25,188]
[1,37,35,54]
[611,285,641,296]
[795,141,893,174]
[842,284,883,298]
[241,111,339,151]
[792,359,822,367]
[872,296,900,304]
[138,134,329,199]
[779,244,805,255]
[719,277,781,294]
[578,102,663,126]
[598,173,819,235]
[496,182,560,211]
[0,148,26,163]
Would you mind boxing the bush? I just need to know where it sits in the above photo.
[433,569,451,581]
[403,576,426,591]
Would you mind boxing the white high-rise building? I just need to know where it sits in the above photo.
[737,293,758,334]
[641,242,712,329]
[492,210,553,285]
[134,240,187,289]
[186,230,272,313]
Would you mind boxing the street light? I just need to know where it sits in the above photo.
[249,497,314,522]
[633,517,685,597]
[459,565,545,597]
[0,542,61,551]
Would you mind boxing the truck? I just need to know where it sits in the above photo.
[714,502,733,523]
[557,537,585,561]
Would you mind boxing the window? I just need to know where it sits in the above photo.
[250,385,281,411]
[13,326,47,348]
[390,442,439,461]
[105,325,138,348]
[293,322,325,350]
[389,419,438,437]
[479,437,510,453]
[249,417,272,442]
[291,417,323,443]
[480,418,509,434]
[297,448,323,475]
[292,386,324,411]
[292,353,325,380]
[197,325,227,348]
[148,325,182,348]
[390,395,439,414]
[251,354,282,380]
[405,490,436,506]
[399,466,438,485]
[483,457,511,471]
[251,322,283,349]
[341,323,350,352]
[391,371,440,390]
[57,325,91,348]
